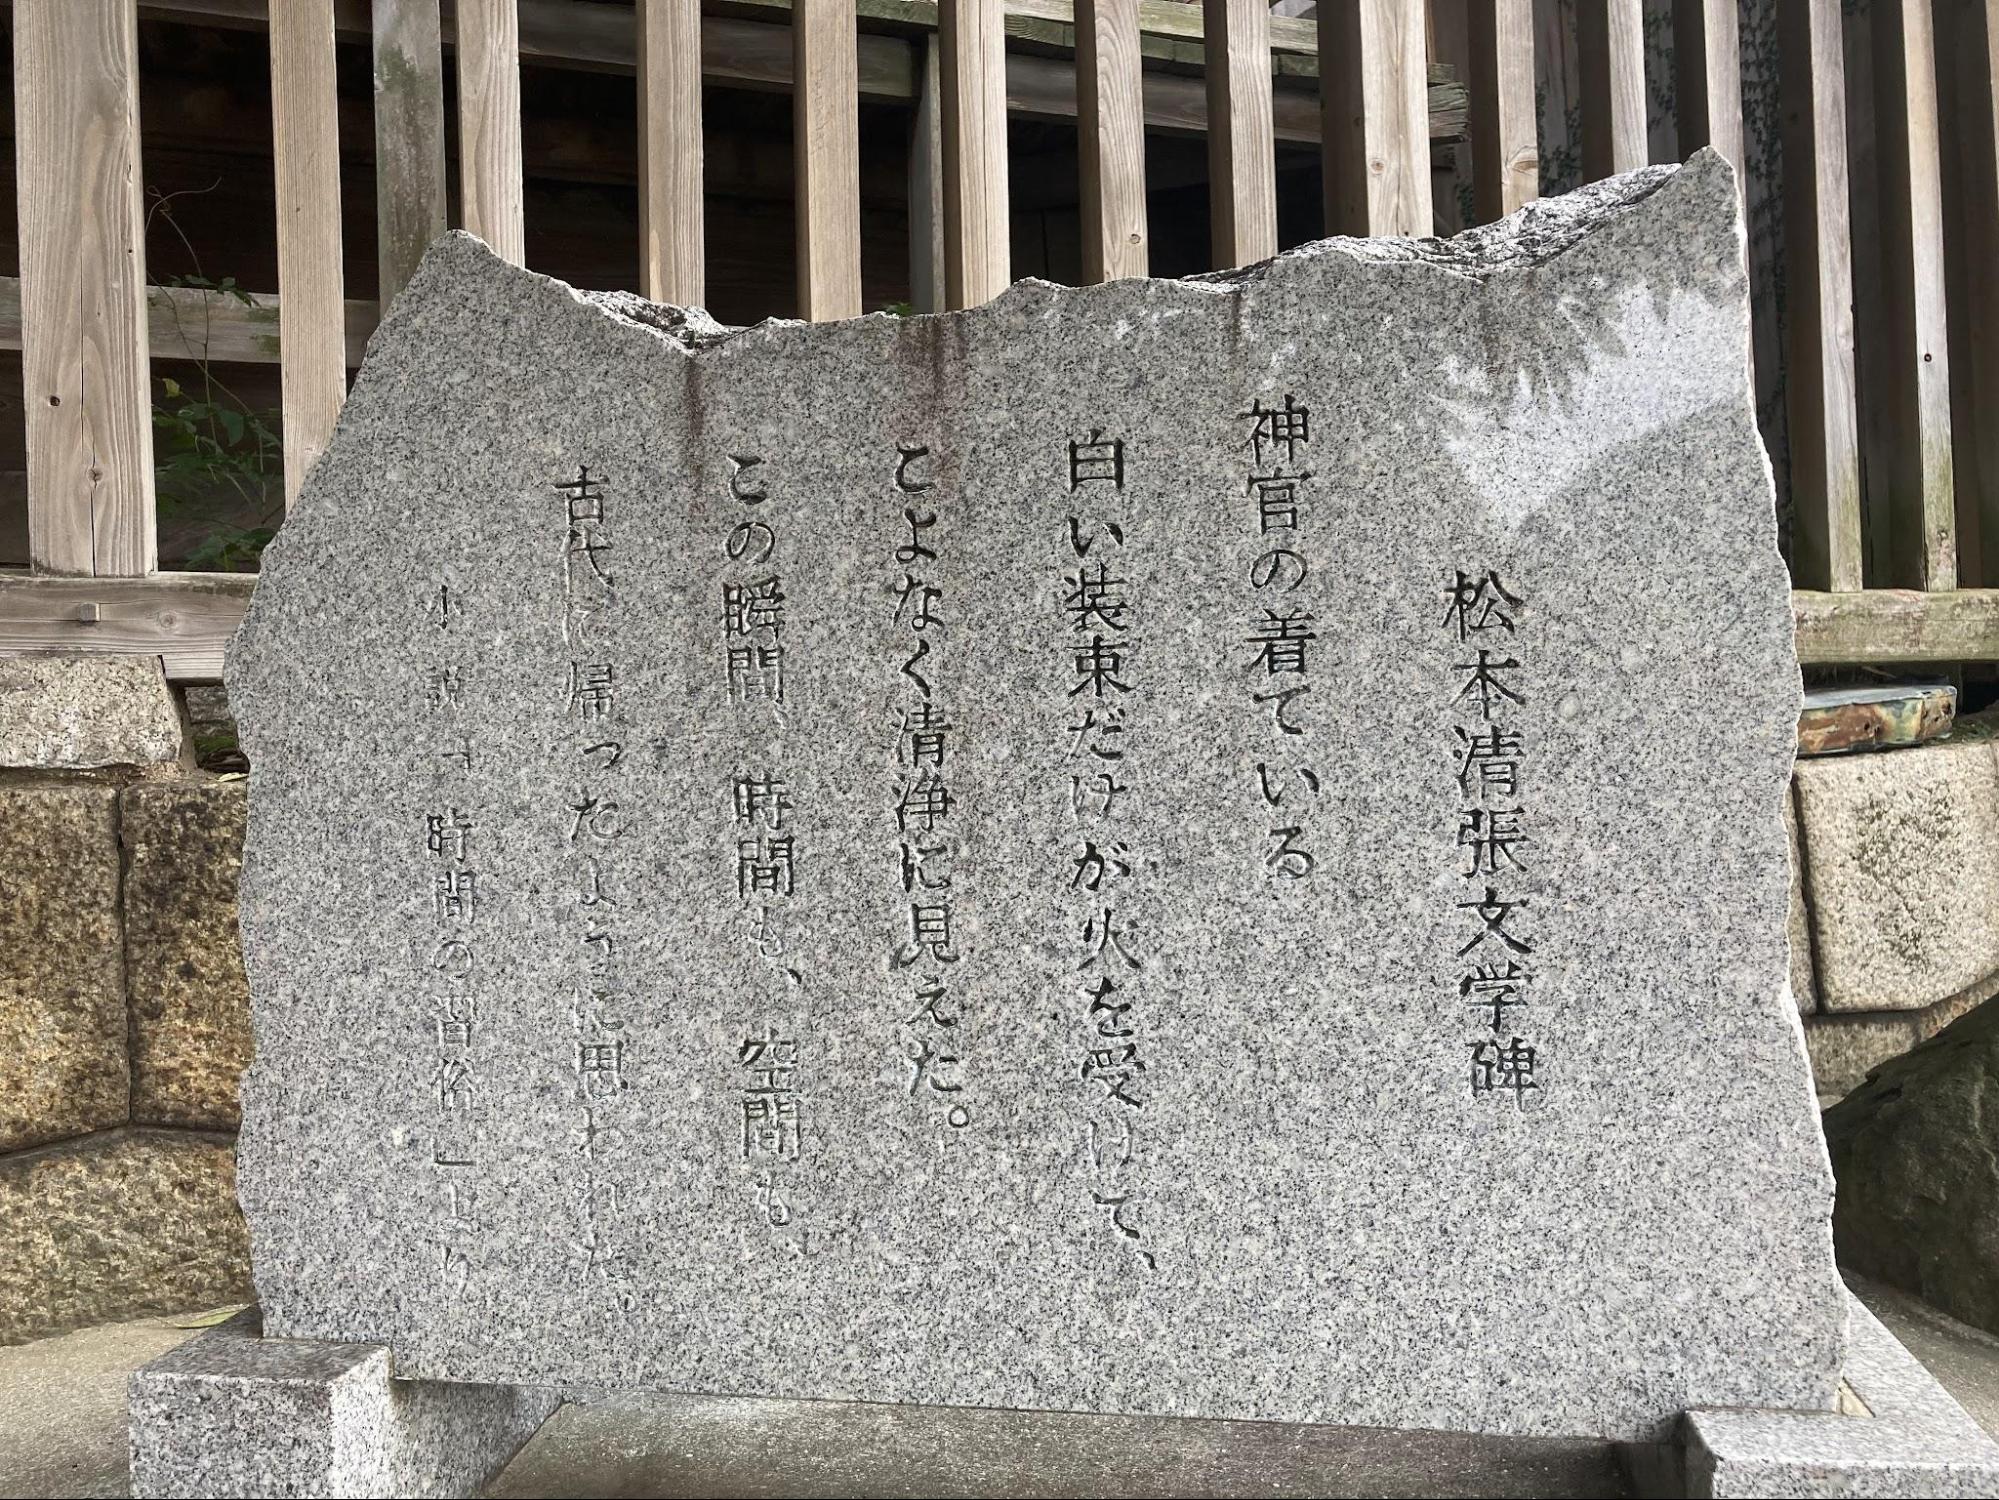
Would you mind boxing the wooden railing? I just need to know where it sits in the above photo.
[1,0,1997,679]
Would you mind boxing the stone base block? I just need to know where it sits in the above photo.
[1672,1294,1999,1497]
[128,1309,558,1499]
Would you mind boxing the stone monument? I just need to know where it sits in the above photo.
[129,152,1999,1497]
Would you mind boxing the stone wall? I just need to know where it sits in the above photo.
[1,655,1990,1345]
[1791,736,1999,1101]
[0,657,252,1345]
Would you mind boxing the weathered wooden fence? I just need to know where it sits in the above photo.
[1,0,1996,677]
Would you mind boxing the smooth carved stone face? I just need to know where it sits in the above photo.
[229,151,1843,1440]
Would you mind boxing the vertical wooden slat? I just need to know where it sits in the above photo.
[1205,0,1276,266]
[1320,0,1434,237]
[1778,0,1862,593]
[456,0,526,264]
[15,0,156,576]
[1937,0,1999,588]
[639,0,703,306]
[1671,0,1743,176]
[794,0,862,320]
[270,0,348,508]
[1467,0,1539,222]
[940,0,1010,309]
[1077,0,1148,282]
[908,34,946,314]
[1576,0,1647,181]
[372,0,448,309]
[1869,0,1956,590]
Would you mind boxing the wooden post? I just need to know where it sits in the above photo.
[1870,0,1955,590]
[639,0,704,306]
[456,0,526,264]
[794,0,862,320]
[940,0,1010,310]
[1672,0,1743,176]
[1779,0,1862,592]
[1938,0,1999,588]
[1576,0,1646,181]
[1205,0,1276,267]
[15,0,156,576]
[270,0,348,508]
[1320,0,1435,236]
[908,34,946,313]
[1467,0,1538,222]
[372,0,448,310]
[1077,0,1148,282]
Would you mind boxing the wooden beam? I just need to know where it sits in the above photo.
[1076,0,1147,282]
[908,33,947,311]
[1672,0,1742,177]
[457,0,527,263]
[1938,0,1999,589]
[639,1,705,306]
[118,0,1467,142]
[1869,0,1955,590]
[270,0,349,508]
[372,0,448,309]
[1466,0,1538,223]
[14,0,157,577]
[796,0,864,319]
[1205,0,1275,268]
[1576,0,1646,180]
[0,276,377,370]
[1320,0,1435,237]
[940,0,1010,309]
[1793,589,1999,664]
[1778,0,1861,592]
[0,572,257,681]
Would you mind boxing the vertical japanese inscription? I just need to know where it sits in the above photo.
[557,465,636,1306]
[1444,568,1542,1107]
[887,442,973,1149]
[423,552,478,1294]
[1062,428,1155,1269]
[1239,394,1320,880]
[721,452,810,1241]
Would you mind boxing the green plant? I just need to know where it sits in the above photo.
[147,187,286,572]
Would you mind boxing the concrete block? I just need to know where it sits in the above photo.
[129,1310,559,1499]
[0,783,126,1153]
[1793,741,1999,1013]
[123,781,250,1130]
[0,654,183,769]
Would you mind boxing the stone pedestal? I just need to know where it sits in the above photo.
[128,1310,557,1499]
[1626,1293,1999,1498]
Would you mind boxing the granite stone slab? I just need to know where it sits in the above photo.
[227,150,1841,1441]
[1683,1295,1999,1498]
[129,1309,557,1498]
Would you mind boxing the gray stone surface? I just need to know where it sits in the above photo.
[227,152,1840,1441]
[0,783,127,1153]
[1825,996,1999,1339]
[129,1309,558,1499]
[123,780,252,1130]
[1793,739,1999,1013]
[0,1129,250,1346]
[1804,975,1995,1100]
[0,653,184,769]
[1683,1294,1999,1497]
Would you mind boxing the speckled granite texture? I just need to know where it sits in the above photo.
[129,1309,557,1499]
[228,151,1841,1442]
[1684,1296,1999,1497]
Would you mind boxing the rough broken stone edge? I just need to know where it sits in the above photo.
[464,153,1696,363]
[1680,1293,1999,1498]
[129,1309,559,1500]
